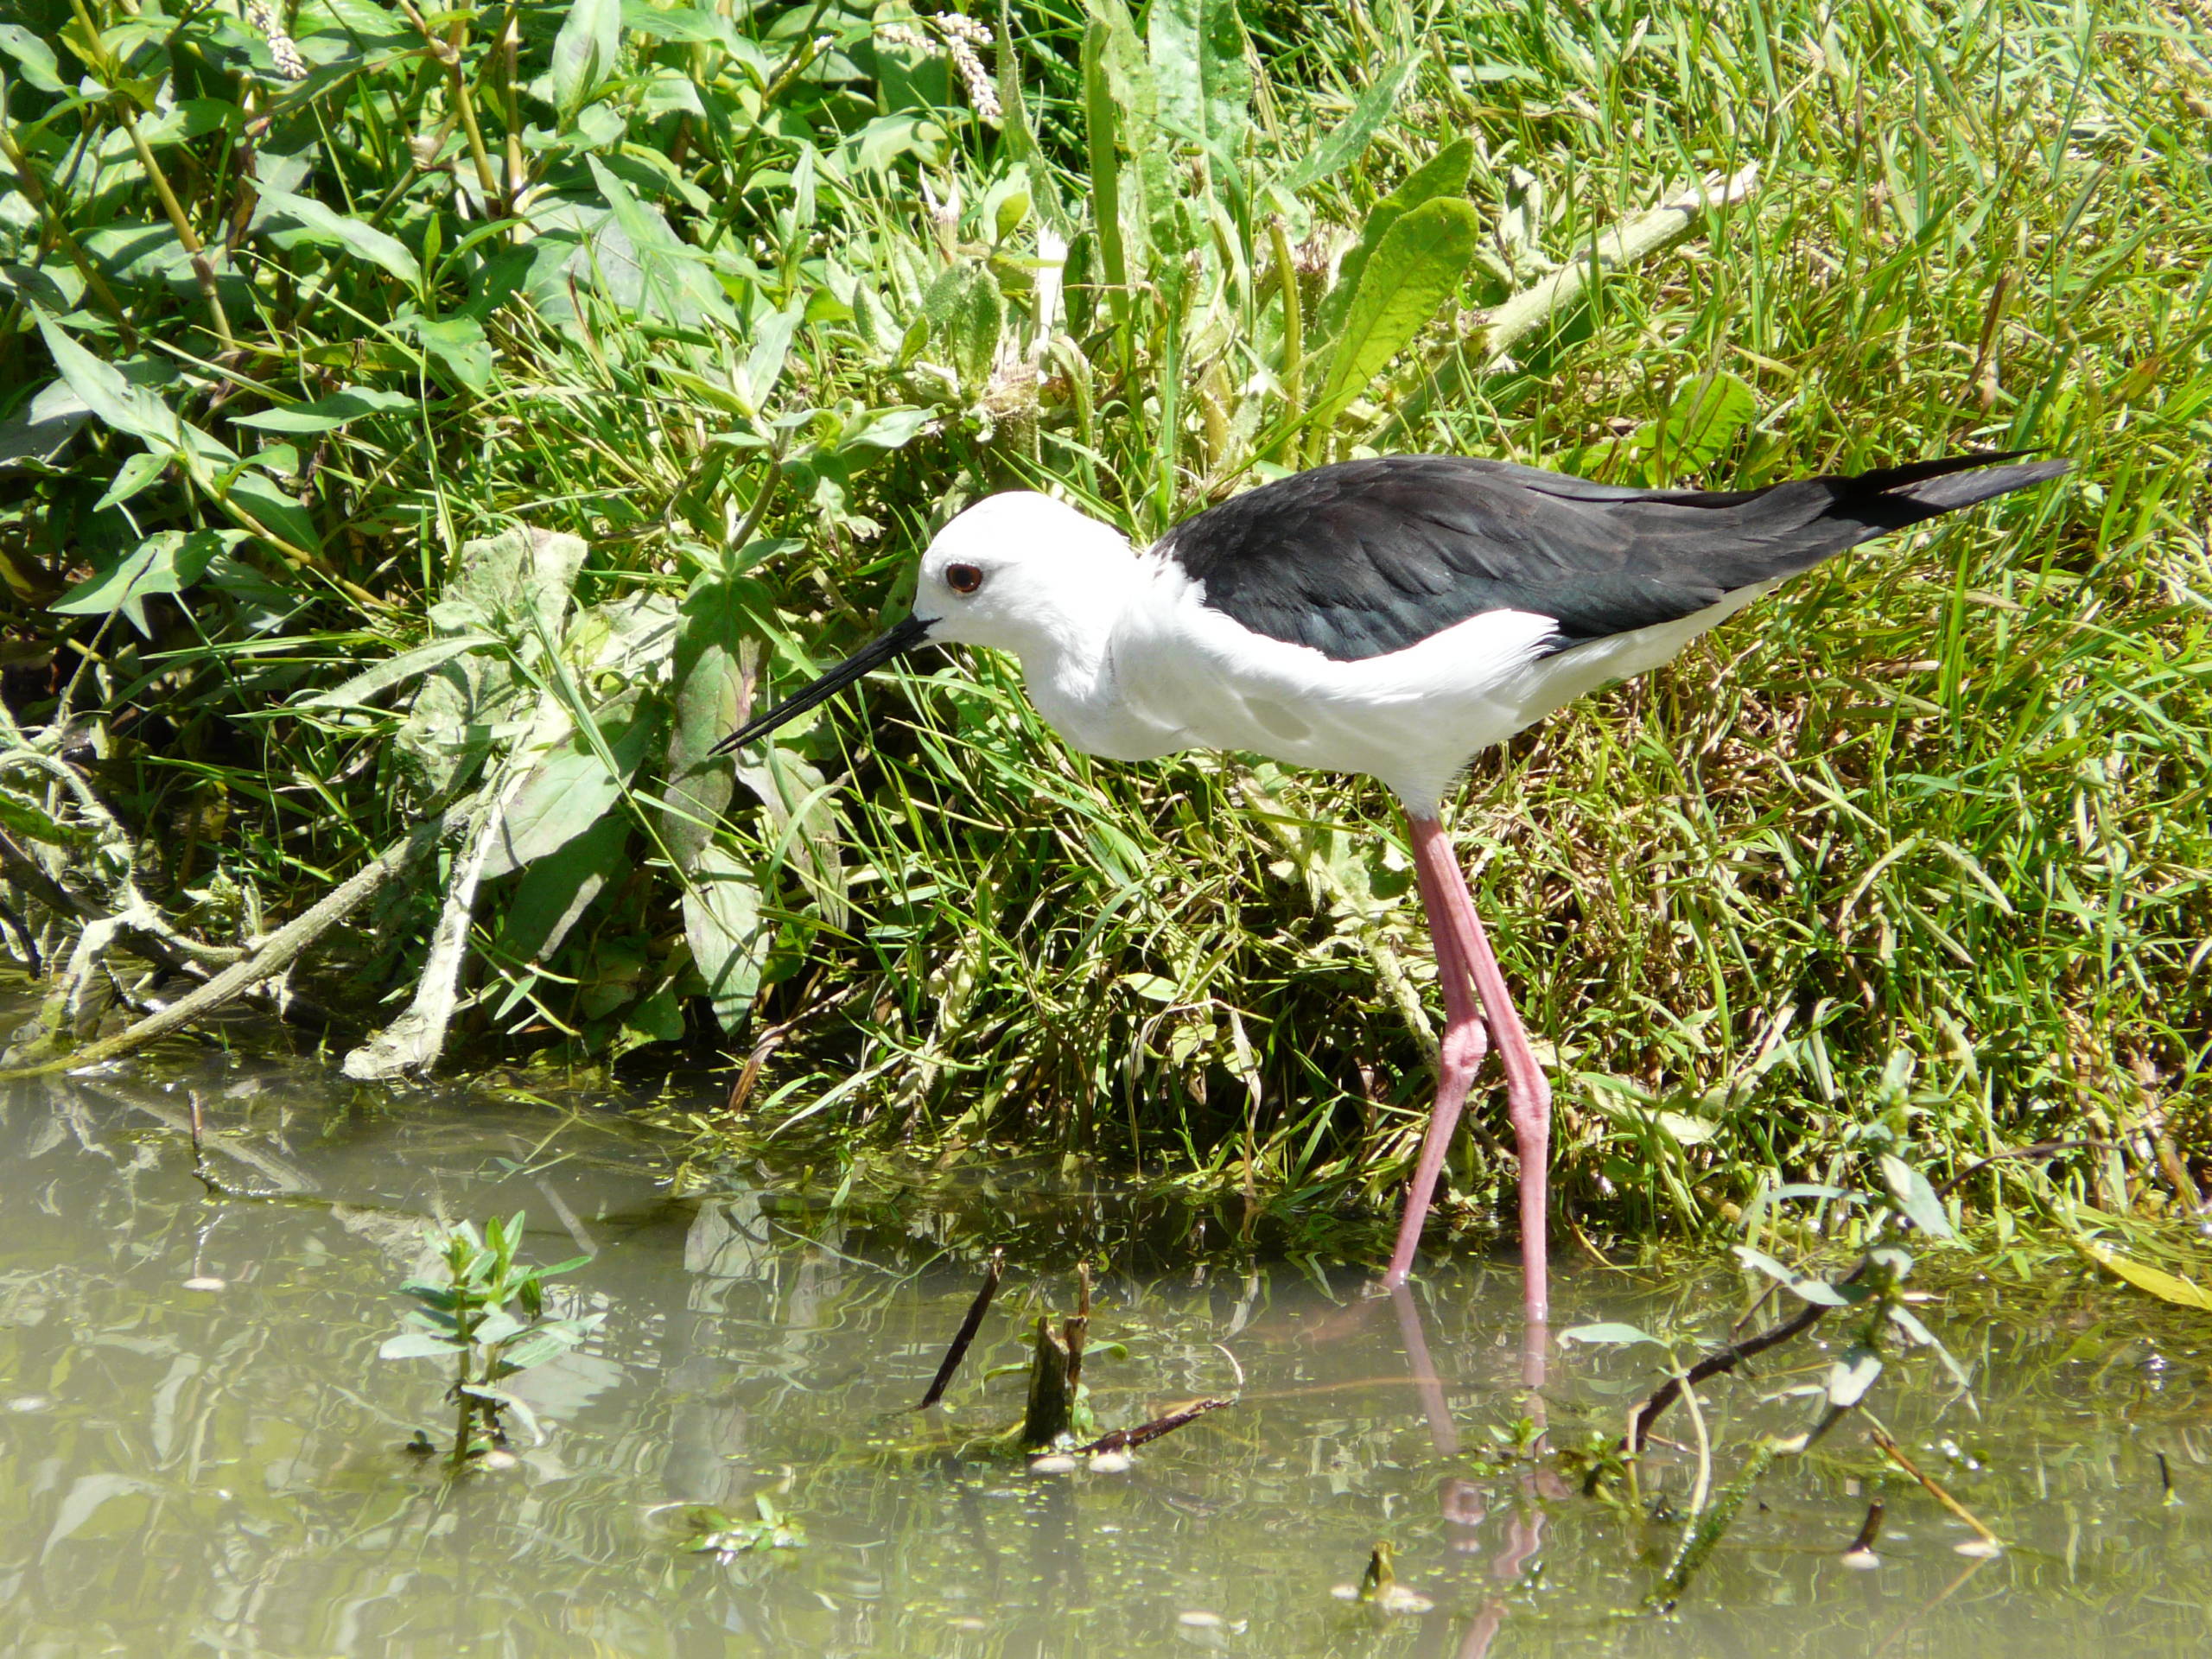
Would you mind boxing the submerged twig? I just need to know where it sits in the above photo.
[918,1249,1003,1409]
[1075,1395,1232,1456]
[1628,1282,1845,1452]
[1865,1421,2000,1550]
[1845,1497,1886,1559]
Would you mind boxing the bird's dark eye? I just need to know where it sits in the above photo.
[944,563,985,595]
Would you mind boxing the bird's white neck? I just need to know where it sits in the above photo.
[993,560,1178,760]
[916,495,1190,762]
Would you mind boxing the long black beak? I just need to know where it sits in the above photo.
[711,613,936,756]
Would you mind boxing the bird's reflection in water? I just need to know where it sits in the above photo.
[1385,1285,1560,1658]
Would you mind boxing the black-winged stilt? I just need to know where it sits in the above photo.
[718,451,2069,1325]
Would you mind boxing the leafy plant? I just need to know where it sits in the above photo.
[0,0,2200,1251]
[677,1494,807,1560]
[1561,1137,1985,1603]
[380,1211,597,1471]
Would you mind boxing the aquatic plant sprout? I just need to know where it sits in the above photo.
[380,1211,599,1470]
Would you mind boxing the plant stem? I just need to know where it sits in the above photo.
[0,113,136,342]
[113,105,236,350]
[1267,215,1303,463]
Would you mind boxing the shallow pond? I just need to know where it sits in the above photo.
[2,1055,2208,1656]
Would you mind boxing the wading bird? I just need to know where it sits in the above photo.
[717,451,2068,1325]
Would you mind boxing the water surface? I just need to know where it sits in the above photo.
[3,1057,2207,1655]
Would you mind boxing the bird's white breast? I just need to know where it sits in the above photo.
[1084,557,1560,806]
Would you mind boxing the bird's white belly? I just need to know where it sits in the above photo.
[1092,601,1562,804]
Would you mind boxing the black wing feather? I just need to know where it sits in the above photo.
[1155,454,2068,663]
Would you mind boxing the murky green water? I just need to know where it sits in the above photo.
[2,1058,2208,1656]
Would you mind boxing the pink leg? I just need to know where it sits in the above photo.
[1382,813,1554,1328]
[1382,824,1488,1292]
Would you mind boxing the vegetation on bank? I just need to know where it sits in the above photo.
[0,0,2206,1240]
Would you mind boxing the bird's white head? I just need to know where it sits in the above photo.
[711,490,1138,758]
[911,492,1137,659]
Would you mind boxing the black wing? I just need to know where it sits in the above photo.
[1154,453,2069,663]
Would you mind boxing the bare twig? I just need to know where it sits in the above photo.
[918,1249,1004,1409]
[1865,1421,2000,1549]
[1629,1285,1843,1452]
[1845,1497,1886,1557]
[1075,1396,1231,1456]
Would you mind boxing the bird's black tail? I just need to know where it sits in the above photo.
[1656,449,2071,593]
[1833,450,2073,528]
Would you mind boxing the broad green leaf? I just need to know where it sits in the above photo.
[1629,371,1758,482]
[622,987,686,1046]
[733,747,848,931]
[980,169,1031,245]
[0,785,82,848]
[1148,0,1250,163]
[494,1314,604,1373]
[0,24,67,92]
[497,807,627,962]
[839,407,933,451]
[378,1331,467,1360]
[1824,1344,1884,1408]
[484,700,658,879]
[1732,1245,1850,1306]
[223,467,322,553]
[438,525,589,638]
[35,315,190,454]
[1311,196,1481,428]
[1313,139,1473,345]
[585,157,736,327]
[92,448,168,512]
[619,1,732,44]
[995,5,1069,233]
[298,633,499,709]
[924,264,1005,389]
[1878,1154,1955,1240]
[663,569,750,873]
[554,0,624,118]
[415,316,493,394]
[1080,10,1129,315]
[52,530,231,634]
[1557,1322,1665,1348]
[0,378,93,472]
[231,387,416,434]
[473,1310,525,1346]
[2069,1234,2212,1311]
[256,187,423,288]
[741,304,804,413]
[683,842,768,1033]
[1275,56,1418,193]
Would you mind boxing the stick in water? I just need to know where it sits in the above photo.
[918,1249,1004,1409]
[1076,1396,1232,1456]
[1866,1422,2001,1552]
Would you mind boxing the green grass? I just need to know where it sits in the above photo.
[1,0,2207,1246]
